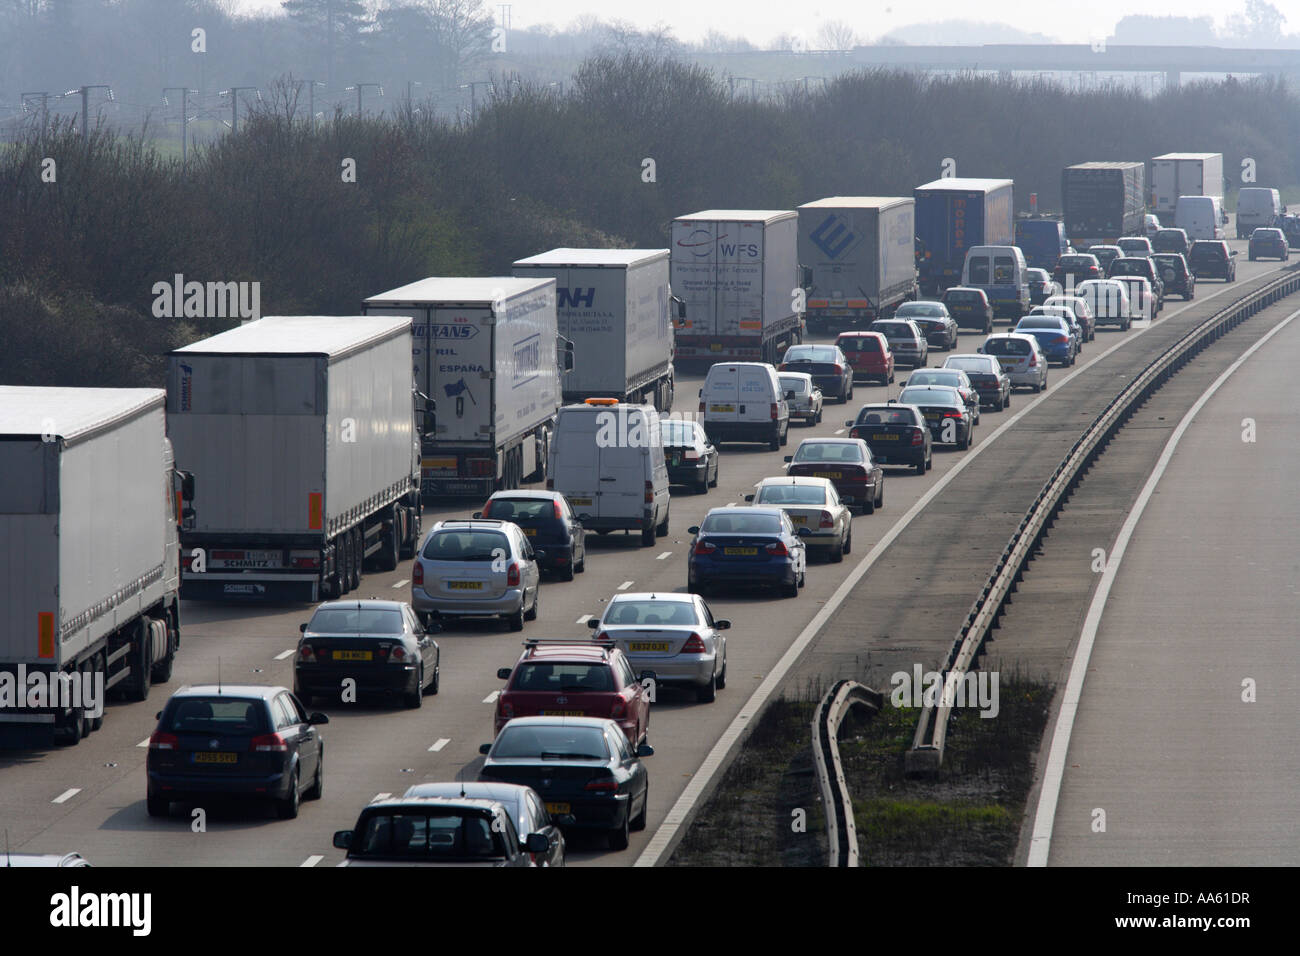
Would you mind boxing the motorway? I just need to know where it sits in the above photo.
[1,231,1292,867]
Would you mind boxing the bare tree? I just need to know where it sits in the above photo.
[816,19,858,51]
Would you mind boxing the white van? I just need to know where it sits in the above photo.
[547,400,671,546]
[1175,196,1226,241]
[961,245,1030,320]
[699,362,790,450]
[1235,187,1284,238]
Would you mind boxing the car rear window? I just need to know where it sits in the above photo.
[604,600,699,626]
[872,323,911,339]
[837,336,880,353]
[857,407,917,425]
[792,442,864,463]
[944,291,981,303]
[1017,318,1059,329]
[700,512,782,534]
[423,530,510,561]
[353,811,507,861]
[897,304,943,317]
[660,421,699,444]
[907,370,960,387]
[1109,260,1148,276]
[984,337,1032,356]
[1189,243,1222,259]
[511,662,614,693]
[1058,256,1093,269]
[944,357,994,373]
[756,484,829,506]
[779,377,810,394]
[899,387,960,406]
[493,724,609,759]
[484,498,557,520]
[308,607,404,634]
[164,697,269,735]
[784,347,837,363]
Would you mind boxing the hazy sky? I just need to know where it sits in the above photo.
[233,0,1280,46]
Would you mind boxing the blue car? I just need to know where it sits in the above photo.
[1012,315,1077,367]
[686,507,809,599]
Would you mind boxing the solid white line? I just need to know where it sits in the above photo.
[273,648,295,661]
[616,580,633,590]
[51,788,80,804]
[137,738,151,748]
[300,855,323,867]
[371,792,391,803]
[1026,301,1300,868]
[392,579,409,589]
[634,278,1262,868]
[575,613,592,624]
[834,428,846,435]
[482,690,500,704]
[429,738,450,752]
[656,551,672,560]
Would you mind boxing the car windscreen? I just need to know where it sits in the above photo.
[493,724,610,759]
[792,442,864,463]
[700,512,783,534]
[164,697,270,735]
[510,662,614,693]
[422,530,510,561]
[756,484,829,506]
[983,337,1032,356]
[308,607,404,634]
[352,811,507,861]
[899,387,960,407]
[604,600,699,626]
[483,498,556,520]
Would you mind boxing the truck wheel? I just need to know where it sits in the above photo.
[151,619,174,684]
[378,507,400,572]
[526,431,548,484]
[128,619,152,702]
[345,532,360,592]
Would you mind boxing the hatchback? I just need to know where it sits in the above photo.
[779,344,853,403]
[589,592,730,702]
[778,372,824,426]
[981,333,1049,392]
[1042,294,1096,341]
[834,331,894,384]
[1075,279,1133,330]
[895,301,959,350]
[334,796,545,867]
[401,782,566,867]
[1151,253,1195,300]
[870,319,929,369]
[940,287,993,333]
[941,354,1012,410]
[1013,315,1077,366]
[659,418,721,493]
[1188,240,1237,281]
[1249,227,1289,261]
[412,520,542,631]
[476,491,586,580]
[1116,236,1154,258]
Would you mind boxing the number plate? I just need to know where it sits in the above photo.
[709,343,723,351]
[789,515,807,524]
[710,404,736,413]
[542,710,586,717]
[546,802,571,815]
[629,642,670,653]
[448,581,482,590]
[569,497,592,507]
[193,752,237,764]
[812,471,842,479]
[925,413,941,421]
[335,650,373,661]
[872,434,899,441]
[523,528,537,536]
[724,547,758,555]
[998,358,1019,366]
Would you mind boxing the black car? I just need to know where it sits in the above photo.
[940,287,993,333]
[402,782,566,867]
[778,344,853,402]
[1107,257,1164,312]
[1249,227,1289,261]
[1151,253,1195,300]
[478,716,653,851]
[1152,228,1191,257]
[1053,254,1103,291]
[897,385,975,449]
[1278,214,1300,250]
[1026,268,1059,307]
[1188,240,1237,281]
[477,490,586,580]
[660,418,720,493]
[894,301,959,350]
[333,796,547,867]
[846,403,932,475]
[146,684,327,820]
[294,600,440,708]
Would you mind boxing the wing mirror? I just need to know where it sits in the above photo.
[496,667,513,680]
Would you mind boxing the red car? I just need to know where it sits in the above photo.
[494,641,652,747]
[783,437,885,515]
[834,332,894,385]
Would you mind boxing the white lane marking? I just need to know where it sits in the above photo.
[371,792,392,803]
[137,738,151,748]
[392,579,409,589]
[575,614,592,624]
[274,648,295,661]
[616,580,634,590]
[726,502,736,507]
[635,277,1269,868]
[52,788,80,804]
[300,855,323,867]
[429,738,450,752]
[1026,301,1300,868]
[483,690,500,704]
[656,551,672,560]
[834,428,846,435]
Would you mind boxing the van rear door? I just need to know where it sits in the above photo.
[596,408,653,522]
[551,410,602,517]
[703,366,742,424]
[737,365,775,423]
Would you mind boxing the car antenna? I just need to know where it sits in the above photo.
[4,829,10,867]
[217,657,222,694]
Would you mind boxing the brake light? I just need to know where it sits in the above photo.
[149,731,179,751]
[684,449,700,460]
[645,480,653,504]
[912,428,925,446]
[699,400,705,414]
[593,630,610,643]
[506,562,520,587]
[849,427,861,439]
[299,644,315,663]
[292,556,320,569]
[1027,353,1037,367]
[819,511,835,528]
[770,403,778,420]
[765,540,789,556]
[553,500,563,520]
[250,733,288,753]
[831,364,843,376]
[1055,335,1069,344]
[389,645,407,662]
[942,410,964,419]
[681,633,706,653]
[694,539,716,555]
[413,562,423,586]
[498,696,514,720]
[610,697,626,719]
[585,779,618,792]
[468,458,494,477]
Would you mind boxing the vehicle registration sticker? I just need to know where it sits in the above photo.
[448,581,482,590]
[335,650,373,661]
[710,404,736,413]
[546,802,571,815]
[193,752,237,764]
[629,642,670,653]
[724,547,758,556]
[813,471,842,479]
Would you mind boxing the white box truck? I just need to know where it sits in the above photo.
[798,197,917,332]
[0,387,182,747]
[512,249,678,408]
[1150,153,1224,218]
[167,316,423,602]
[671,209,803,364]
[363,278,566,497]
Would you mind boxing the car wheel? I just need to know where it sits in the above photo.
[276,768,301,820]
[864,491,875,515]
[846,383,854,401]
[695,471,708,494]
[697,673,717,703]
[576,549,586,572]
[304,751,324,800]
[877,483,884,509]
[609,808,631,851]
[506,604,525,632]
[769,429,780,451]
[783,575,799,598]
[830,535,844,562]
[888,369,895,384]
[656,509,669,537]
[429,660,440,695]
[914,458,926,475]
[1004,391,1011,408]
[710,463,720,488]
[405,667,424,708]
[780,423,789,447]
[926,453,933,471]
[524,588,539,621]
[561,558,575,581]
[146,792,170,818]
[815,408,823,424]
[631,784,649,830]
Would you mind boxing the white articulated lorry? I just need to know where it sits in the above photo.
[512,248,679,409]
[670,209,803,364]
[166,316,423,602]
[0,387,182,747]
[362,277,567,497]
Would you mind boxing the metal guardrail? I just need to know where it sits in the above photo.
[905,264,1300,774]
[811,679,883,866]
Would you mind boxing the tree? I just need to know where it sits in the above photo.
[281,0,371,89]
[1223,0,1288,46]
[816,19,858,51]
[420,0,494,88]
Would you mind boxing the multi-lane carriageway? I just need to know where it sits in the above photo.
[2,231,1294,868]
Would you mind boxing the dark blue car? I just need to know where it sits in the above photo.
[1012,315,1077,366]
[686,507,809,598]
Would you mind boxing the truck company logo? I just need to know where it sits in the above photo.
[0,664,104,719]
[557,287,595,309]
[151,273,260,323]
[427,323,479,339]
[809,213,863,260]
[513,335,541,387]
[49,887,151,936]
[677,229,719,257]
[179,362,193,412]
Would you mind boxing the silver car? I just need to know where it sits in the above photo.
[746,475,853,561]
[779,372,824,425]
[589,592,729,702]
[333,796,545,867]
[980,333,1049,392]
[402,782,565,867]
[411,520,541,631]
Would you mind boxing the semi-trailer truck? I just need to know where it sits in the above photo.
[913,179,1015,297]
[0,387,182,747]
[1061,162,1146,250]
[166,315,423,602]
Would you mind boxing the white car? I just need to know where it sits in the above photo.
[745,476,853,562]
[1111,275,1156,322]
[1145,213,1162,239]
[778,371,824,425]
[980,332,1048,392]
[1075,279,1133,331]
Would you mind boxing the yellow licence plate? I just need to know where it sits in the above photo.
[523,528,537,536]
[629,642,670,653]
[872,434,899,441]
[724,547,758,555]
[542,710,586,717]
[813,471,842,479]
[335,650,373,661]
[710,404,735,413]
[569,497,592,507]
[789,515,807,524]
[193,752,237,764]
[546,802,571,815]
[449,581,482,590]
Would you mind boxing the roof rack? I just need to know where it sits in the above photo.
[523,638,614,648]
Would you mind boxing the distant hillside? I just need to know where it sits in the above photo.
[877,20,1058,46]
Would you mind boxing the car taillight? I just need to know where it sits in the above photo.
[645,480,654,504]
[819,511,835,528]
[832,364,843,376]
[1055,335,1069,344]
[149,731,179,751]
[553,500,563,520]
[1027,353,1037,367]
[389,645,407,662]
[684,449,700,460]
[770,403,778,420]
[681,632,707,653]
[498,697,514,720]
[593,630,610,643]
[610,697,626,719]
[506,562,520,587]
[943,410,963,419]
[766,540,789,556]
[849,427,861,439]
[250,733,288,753]
[298,644,315,663]
[585,778,618,792]
[694,539,716,555]
[413,562,423,586]
[912,428,925,446]
[480,502,493,517]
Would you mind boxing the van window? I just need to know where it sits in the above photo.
[993,257,1014,283]
[968,257,990,285]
